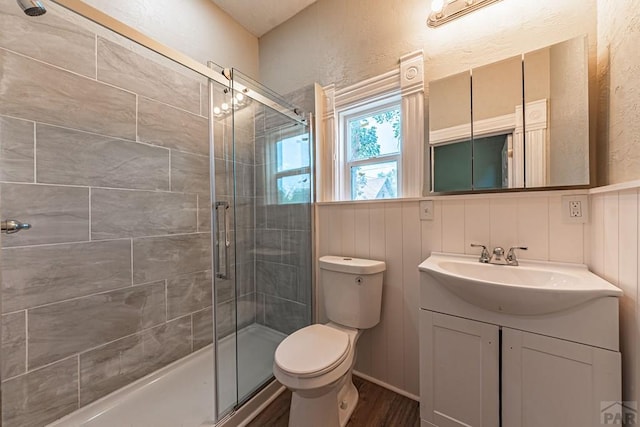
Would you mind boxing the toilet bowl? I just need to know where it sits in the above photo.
[274,323,360,427]
[273,256,385,427]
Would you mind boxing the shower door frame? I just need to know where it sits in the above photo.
[43,1,308,424]
[49,0,307,126]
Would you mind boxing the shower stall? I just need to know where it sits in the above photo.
[0,1,312,425]
[212,69,314,419]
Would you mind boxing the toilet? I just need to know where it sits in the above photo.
[273,255,385,427]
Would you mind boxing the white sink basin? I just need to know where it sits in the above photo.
[419,253,622,315]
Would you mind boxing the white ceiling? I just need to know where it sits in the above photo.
[211,0,317,37]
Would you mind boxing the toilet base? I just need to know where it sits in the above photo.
[288,373,359,427]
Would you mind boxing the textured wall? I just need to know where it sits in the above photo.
[259,0,596,95]
[597,0,640,184]
[260,0,597,192]
[82,0,259,78]
[0,3,217,425]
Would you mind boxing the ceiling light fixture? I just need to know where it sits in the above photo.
[212,89,251,118]
[427,0,503,28]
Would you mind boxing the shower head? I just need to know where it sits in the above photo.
[16,0,46,16]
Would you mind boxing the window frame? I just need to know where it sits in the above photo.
[316,51,424,202]
[337,94,402,201]
[265,123,312,205]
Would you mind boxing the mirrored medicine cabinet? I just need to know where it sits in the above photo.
[429,35,590,193]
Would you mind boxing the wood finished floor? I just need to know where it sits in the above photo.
[247,376,420,427]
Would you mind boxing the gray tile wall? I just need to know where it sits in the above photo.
[0,4,215,426]
[0,4,313,425]
[253,106,313,336]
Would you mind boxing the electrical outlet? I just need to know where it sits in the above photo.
[562,195,589,224]
[569,201,583,218]
[420,200,434,221]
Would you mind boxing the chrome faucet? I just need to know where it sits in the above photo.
[489,247,508,265]
[470,244,490,263]
[505,246,528,266]
[471,244,527,266]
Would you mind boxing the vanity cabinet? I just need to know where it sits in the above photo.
[502,328,620,427]
[420,310,622,427]
[420,311,499,426]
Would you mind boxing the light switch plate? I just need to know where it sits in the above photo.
[561,194,589,224]
[420,200,435,221]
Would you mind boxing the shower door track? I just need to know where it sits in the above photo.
[50,0,307,126]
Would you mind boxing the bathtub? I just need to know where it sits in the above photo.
[47,324,285,427]
[48,346,216,427]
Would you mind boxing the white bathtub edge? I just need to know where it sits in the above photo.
[214,380,286,427]
[47,345,215,427]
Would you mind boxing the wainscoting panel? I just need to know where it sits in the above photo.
[317,190,590,397]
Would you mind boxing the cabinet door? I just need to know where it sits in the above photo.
[502,328,621,427]
[420,310,500,427]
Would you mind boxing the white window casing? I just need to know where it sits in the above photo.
[315,51,425,201]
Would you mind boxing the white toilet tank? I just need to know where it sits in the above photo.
[319,256,385,329]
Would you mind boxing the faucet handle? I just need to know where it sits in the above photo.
[470,244,490,263]
[506,246,528,265]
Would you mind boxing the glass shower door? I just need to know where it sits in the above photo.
[210,72,239,419]
[212,68,313,420]
[232,70,313,408]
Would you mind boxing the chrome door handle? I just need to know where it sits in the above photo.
[214,201,230,279]
[1,219,32,234]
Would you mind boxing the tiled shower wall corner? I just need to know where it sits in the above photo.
[254,107,312,336]
[0,2,219,425]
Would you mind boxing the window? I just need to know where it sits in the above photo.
[339,99,402,200]
[316,51,424,201]
[272,129,311,204]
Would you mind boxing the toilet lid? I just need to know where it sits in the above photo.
[275,324,350,378]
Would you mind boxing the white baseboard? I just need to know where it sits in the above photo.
[353,370,420,402]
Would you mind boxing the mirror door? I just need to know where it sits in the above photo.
[472,55,524,190]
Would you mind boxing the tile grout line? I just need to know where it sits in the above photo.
[94,34,98,80]
[3,313,202,383]
[24,310,29,373]
[190,313,195,352]
[3,231,209,251]
[135,94,139,142]
[165,279,169,322]
[88,187,92,240]
[77,354,81,408]
[199,83,203,117]
[1,44,202,116]
[547,197,551,262]
[33,122,37,183]
[0,113,181,155]
[0,180,203,195]
[18,279,171,314]
[130,239,134,286]
[137,93,205,118]
[1,353,79,384]
[0,46,102,84]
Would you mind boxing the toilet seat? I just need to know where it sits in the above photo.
[275,324,351,378]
